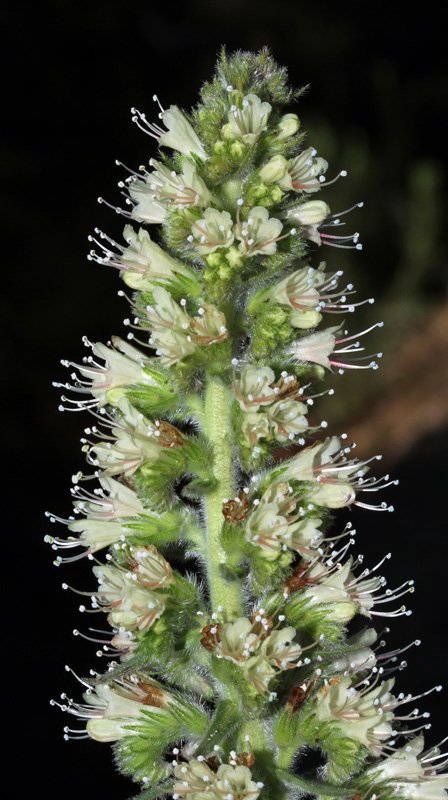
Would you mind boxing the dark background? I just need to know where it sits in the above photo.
[2,2,447,798]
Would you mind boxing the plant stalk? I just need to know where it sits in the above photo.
[203,375,243,617]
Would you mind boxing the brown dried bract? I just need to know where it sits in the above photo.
[236,752,255,768]
[222,490,249,523]
[284,563,314,594]
[158,420,184,448]
[200,623,220,651]
[137,682,166,707]
[287,680,314,712]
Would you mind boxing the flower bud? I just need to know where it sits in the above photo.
[275,113,300,140]
[259,155,288,184]
[284,200,330,226]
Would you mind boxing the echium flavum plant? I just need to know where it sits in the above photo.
[47,49,448,800]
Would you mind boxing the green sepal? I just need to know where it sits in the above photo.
[316,723,369,785]
[114,735,172,784]
[117,509,187,548]
[283,594,346,643]
[190,698,241,755]
[133,449,187,510]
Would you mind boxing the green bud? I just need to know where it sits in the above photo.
[276,113,300,140]
[259,155,289,184]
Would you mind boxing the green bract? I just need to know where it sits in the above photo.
[49,48,447,800]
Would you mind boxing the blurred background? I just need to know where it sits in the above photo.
[2,1,447,797]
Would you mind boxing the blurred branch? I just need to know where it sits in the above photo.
[348,301,448,464]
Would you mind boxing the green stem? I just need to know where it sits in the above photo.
[278,769,357,798]
[203,375,243,616]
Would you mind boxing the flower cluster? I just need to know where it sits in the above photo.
[202,612,303,694]
[233,365,309,446]
[173,758,263,800]
[48,50,447,800]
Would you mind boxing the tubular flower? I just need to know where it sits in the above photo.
[222,93,272,144]
[286,320,383,372]
[233,365,309,446]
[45,476,147,558]
[235,206,284,256]
[128,544,174,589]
[92,562,167,631]
[278,147,329,193]
[132,101,208,160]
[59,337,158,408]
[86,398,183,477]
[365,736,448,799]
[281,436,397,512]
[283,200,330,228]
[212,615,303,693]
[127,158,211,222]
[173,761,262,800]
[88,225,198,293]
[252,263,374,330]
[274,112,300,140]
[145,286,228,365]
[245,481,323,559]
[190,208,235,254]
[310,676,396,755]
[61,678,176,743]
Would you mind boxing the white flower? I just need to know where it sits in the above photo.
[146,286,196,364]
[146,158,211,208]
[235,206,283,256]
[298,560,359,623]
[190,304,228,345]
[282,437,365,510]
[75,338,155,407]
[191,208,234,254]
[146,286,227,365]
[263,264,328,329]
[129,544,174,589]
[128,159,211,224]
[158,105,208,161]
[245,481,323,559]
[283,200,330,227]
[118,225,197,291]
[241,412,272,447]
[128,188,168,224]
[365,737,448,799]
[68,475,145,552]
[215,764,261,800]
[245,500,289,558]
[216,618,261,663]
[267,397,308,441]
[289,517,324,558]
[90,398,180,477]
[93,563,166,632]
[233,364,277,411]
[75,678,172,742]
[242,654,277,693]
[259,626,302,668]
[279,147,328,193]
[173,759,217,800]
[282,437,342,482]
[222,93,272,144]
[311,675,396,755]
[286,327,339,368]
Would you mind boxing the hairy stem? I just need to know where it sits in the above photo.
[203,375,243,616]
